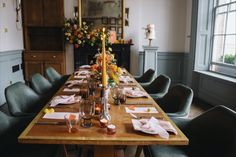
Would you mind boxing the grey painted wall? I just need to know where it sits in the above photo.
[138,52,188,85]
[0,51,24,105]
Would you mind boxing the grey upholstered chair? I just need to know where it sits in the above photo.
[31,73,55,100]
[155,84,193,118]
[5,82,44,117]
[0,111,62,157]
[45,67,69,89]
[143,74,171,99]
[143,105,236,157]
[134,69,155,84]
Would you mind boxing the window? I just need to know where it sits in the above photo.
[210,0,236,77]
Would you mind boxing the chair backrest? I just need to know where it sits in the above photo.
[45,67,62,84]
[157,84,193,117]
[136,69,155,83]
[31,73,53,95]
[0,111,31,152]
[146,74,171,95]
[5,82,41,116]
[185,105,236,157]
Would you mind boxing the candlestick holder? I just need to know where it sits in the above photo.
[100,86,111,122]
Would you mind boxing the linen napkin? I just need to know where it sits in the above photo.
[119,75,133,83]
[74,75,87,79]
[74,70,90,76]
[124,88,148,98]
[50,95,81,107]
[132,117,178,138]
[79,65,91,69]
[63,88,80,92]
[65,80,87,88]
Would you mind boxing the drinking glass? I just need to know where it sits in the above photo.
[111,87,120,105]
[64,113,80,133]
[119,89,126,104]
[88,79,97,96]
[80,99,95,127]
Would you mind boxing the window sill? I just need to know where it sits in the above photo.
[194,70,236,84]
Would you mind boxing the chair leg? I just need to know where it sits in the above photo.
[135,145,143,157]
[63,144,69,157]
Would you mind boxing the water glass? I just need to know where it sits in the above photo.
[64,113,80,133]
[80,99,95,128]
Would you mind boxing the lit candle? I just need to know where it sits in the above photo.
[101,28,107,87]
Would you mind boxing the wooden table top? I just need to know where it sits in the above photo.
[18,70,188,146]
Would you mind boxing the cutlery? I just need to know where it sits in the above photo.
[35,121,65,125]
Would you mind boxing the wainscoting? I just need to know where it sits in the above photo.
[138,51,189,85]
[193,71,236,111]
[0,50,24,106]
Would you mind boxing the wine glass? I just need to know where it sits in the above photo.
[80,99,95,128]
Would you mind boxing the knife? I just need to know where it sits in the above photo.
[35,121,65,125]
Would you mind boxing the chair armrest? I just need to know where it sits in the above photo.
[171,117,191,131]
[133,75,141,80]
[140,82,151,89]
[167,111,188,118]
[149,93,166,99]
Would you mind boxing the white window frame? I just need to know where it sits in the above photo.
[210,0,236,78]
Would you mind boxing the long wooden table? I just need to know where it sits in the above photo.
[18,70,188,157]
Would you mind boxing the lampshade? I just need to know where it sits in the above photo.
[145,24,155,40]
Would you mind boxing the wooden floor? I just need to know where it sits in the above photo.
[67,98,213,157]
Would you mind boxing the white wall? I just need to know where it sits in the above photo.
[185,0,192,53]
[64,0,189,75]
[0,0,23,52]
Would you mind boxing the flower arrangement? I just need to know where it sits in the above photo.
[91,52,121,86]
[64,18,111,49]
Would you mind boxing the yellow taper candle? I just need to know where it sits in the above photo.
[102,28,107,87]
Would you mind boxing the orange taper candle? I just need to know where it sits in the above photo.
[101,28,107,87]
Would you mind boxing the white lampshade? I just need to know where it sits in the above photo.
[145,24,156,40]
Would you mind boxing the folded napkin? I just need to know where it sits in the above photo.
[124,88,148,98]
[74,75,87,79]
[63,88,80,92]
[132,117,177,138]
[50,95,81,107]
[65,80,87,88]
[74,70,90,76]
[79,65,91,69]
[119,76,133,84]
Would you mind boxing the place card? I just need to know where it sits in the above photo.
[125,107,158,113]
[43,112,80,120]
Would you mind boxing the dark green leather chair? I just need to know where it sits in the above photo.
[45,67,69,89]
[134,69,155,84]
[143,74,171,99]
[143,105,236,157]
[31,73,55,100]
[0,111,62,157]
[5,82,44,117]
[155,84,193,118]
